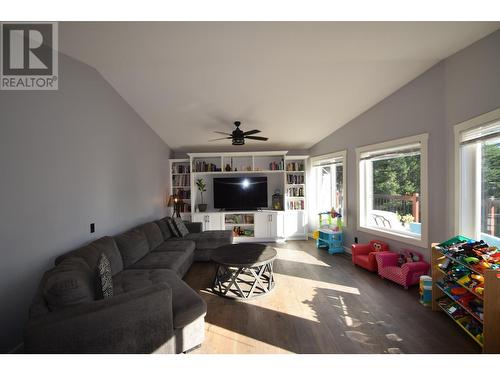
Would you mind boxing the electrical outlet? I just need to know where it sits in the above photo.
[90,223,95,233]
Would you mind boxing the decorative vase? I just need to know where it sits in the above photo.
[198,204,207,212]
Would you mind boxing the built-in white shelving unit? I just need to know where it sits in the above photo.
[169,151,308,242]
[284,155,308,240]
[168,159,191,220]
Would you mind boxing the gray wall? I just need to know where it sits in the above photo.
[0,53,171,352]
[309,30,500,258]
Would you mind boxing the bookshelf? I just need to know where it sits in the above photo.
[176,151,307,242]
[168,159,191,219]
[431,237,500,353]
[284,155,308,239]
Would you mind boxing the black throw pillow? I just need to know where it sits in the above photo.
[173,217,190,237]
[166,217,181,237]
[97,253,113,299]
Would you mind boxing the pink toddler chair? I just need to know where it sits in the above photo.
[375,249,429,289]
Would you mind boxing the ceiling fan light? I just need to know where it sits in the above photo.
[232,138,245,145]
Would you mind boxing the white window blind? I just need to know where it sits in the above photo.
[359,142,421,161]
[311,156,343,167]
[460,120,500,145]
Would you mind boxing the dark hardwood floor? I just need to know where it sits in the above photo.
[184,240,480,354]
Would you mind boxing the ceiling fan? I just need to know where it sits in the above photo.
[209,121,268,145]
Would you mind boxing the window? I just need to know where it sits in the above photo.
[311,151,346,228]
[357,134,428,247]
[456,111,500,248]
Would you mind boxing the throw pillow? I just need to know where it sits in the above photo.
[155,218,172,240]
[97,253,113,299]
[43,257,95,311]
[166,217,181,237]
[173,217,190,237]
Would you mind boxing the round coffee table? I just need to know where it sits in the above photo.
[211,243,277,299]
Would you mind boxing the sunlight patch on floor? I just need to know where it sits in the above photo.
[272,247,330,267]
[278,274,360,295]
[195,322,293,354]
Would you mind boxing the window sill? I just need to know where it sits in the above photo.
[357,224,427,248]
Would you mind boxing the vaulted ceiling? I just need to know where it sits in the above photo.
[59,22,499,152]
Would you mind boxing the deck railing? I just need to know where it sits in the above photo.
[372,193,420,223]
[484,197,500,238]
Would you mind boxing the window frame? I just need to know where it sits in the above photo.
[454,107,500,239]
[356,134,429,247]
[310,150,347,227]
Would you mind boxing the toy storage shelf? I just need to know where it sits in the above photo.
[436,296,484,348]
[431,241,500,353]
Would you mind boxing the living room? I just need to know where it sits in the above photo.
[2,1,500,373]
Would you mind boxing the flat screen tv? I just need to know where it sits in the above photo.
[213,176,268,210]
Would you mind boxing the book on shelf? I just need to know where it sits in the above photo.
[172,174,190,186]
[287,200,304,210]
[172,164,190,174]
[286,161,304,171]
[287,186,304,197]
[194,161,221,172]
[287,174,304,184]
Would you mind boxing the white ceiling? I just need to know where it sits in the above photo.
[59,22,499,152]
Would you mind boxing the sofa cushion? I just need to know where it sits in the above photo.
[43,257,95,311]
[173,218,190,237]
[168,231,233,261]
[55,236,123,276]
[155,219,172,240]
[128,250,194,278]
[97,253,113,299]
[153,239,196,253]
[113,269,207,329]
[165,217,181,237]
[114,228,150,268]
[138,222,164,250]
[194,230,233,250]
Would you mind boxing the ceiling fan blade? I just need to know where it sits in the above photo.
[245,136,268,141]
[208,137,233,142]
[214,131,232,136]
[242,129,261,136]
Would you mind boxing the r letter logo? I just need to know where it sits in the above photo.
[1,22,58,90]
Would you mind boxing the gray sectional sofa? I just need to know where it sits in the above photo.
[24,217,233,354]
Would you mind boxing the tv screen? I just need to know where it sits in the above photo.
[213,177,268,210]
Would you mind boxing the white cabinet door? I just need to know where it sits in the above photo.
[192,213,205,230]
[274,212,285,239]
[268,213,278,238]
[254,212,270,238]
[206,213,223,230]
[192,213,222,231]
[285,211,306,238]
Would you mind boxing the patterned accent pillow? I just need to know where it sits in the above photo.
[97,253,113,299]
[173,217,190,237]
[166,217,181,237]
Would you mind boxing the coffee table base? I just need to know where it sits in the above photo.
[212,262,275,299]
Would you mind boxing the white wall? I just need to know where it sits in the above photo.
[308,30,500,258]
[0,53,171,352]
